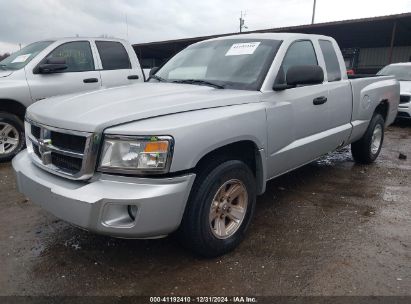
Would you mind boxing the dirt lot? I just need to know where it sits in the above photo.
[0,123,410,297]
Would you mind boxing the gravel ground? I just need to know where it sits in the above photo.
[0,122,410,297]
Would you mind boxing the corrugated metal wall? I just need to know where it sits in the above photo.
[358,46,411,72]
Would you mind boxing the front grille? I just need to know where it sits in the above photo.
[33,143,41,159]
[400,95,410,104]
[26,120,98,180]
[51,152,83,174]
[31,125,41,139]
[398,112,411,118]
[50,131,87,153]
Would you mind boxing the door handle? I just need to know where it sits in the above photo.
[127,75,139,80]
[313,96,328,105]
[83,78,99,83]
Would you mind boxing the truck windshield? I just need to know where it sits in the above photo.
[0,41,54,71]
[377,65,411,81]
[153,39,282,90]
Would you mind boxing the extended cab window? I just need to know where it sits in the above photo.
[46,41,94,72]
[96,41,131,70]
[319,40,341,82]
[275,40,318,85]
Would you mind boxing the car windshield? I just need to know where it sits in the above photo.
[0,41,54,71]
[153,39,282,90]
[377,65,411,81]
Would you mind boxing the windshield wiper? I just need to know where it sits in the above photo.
[172,79,225,89]
[0,64,8,70]
[149,74,167,82]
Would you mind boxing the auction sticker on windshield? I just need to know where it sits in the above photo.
[225,42,260,56]
[11,54,31,63]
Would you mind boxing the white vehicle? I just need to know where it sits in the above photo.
[377,63,411,120]
[0,38,144,161]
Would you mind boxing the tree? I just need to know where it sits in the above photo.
[0,53,10,61]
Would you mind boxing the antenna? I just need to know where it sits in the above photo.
[125,13,129,40]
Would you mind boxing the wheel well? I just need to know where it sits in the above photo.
[374,100,389,122]
[0,99,26,121]
[194,140,265,194]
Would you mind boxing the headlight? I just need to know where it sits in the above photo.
[98,135,173,174]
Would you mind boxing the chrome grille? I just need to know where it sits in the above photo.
[25,119,100,180]
[400,95,410,104]
[51,152,83,174]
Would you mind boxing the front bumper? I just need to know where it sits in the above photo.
[398,101,411,119]
[12,150,196,238]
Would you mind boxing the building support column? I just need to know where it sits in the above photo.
[388,21,397,64]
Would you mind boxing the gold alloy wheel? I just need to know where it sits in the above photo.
[209,179,248,239]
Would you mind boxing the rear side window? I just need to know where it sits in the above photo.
[275,40,318,85]
[46,41,94,72]
[96,41,131,70]
[319,40,341,82]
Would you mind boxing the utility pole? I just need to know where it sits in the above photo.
[311,0,317,24]
[239,11,247,33]
[388,21,397,63]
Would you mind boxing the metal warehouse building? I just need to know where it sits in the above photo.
[133,12,411,74]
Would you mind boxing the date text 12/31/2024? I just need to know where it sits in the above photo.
[149,296,257,303]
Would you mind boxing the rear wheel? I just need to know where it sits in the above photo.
[351,113,384,164]
[178,160,256,257]
[0,112,25,162]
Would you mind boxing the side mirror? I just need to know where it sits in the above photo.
[273,65,324,91]
[149,67,159,77]
[37,57,68,74]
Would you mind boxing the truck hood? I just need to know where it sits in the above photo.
[0,70,13,78]
[27,83,261,132]
[399,81,411,94]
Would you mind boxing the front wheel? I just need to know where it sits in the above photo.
[351,113,385,164]
[178,160,256,257]
[0,112,25,162]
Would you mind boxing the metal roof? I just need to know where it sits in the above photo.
[133,12,411,60]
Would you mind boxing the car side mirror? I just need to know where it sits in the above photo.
[37,57,68,74]
[149,67,159,77]
[273,65,324,91]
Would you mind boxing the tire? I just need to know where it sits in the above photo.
[0,112,25,162]
[351,113,385,164]
[178,160,256,258]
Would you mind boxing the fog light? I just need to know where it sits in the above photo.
[128,205,138,220]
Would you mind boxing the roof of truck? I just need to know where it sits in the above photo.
[196,33,335,44]
[35,37,129,44]
[387,62,411,66]
[212,32,331,40]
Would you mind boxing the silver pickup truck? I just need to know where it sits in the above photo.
[12,33,399,257]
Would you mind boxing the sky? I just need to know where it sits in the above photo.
[1,0,411,54]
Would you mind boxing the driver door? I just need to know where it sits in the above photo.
[26,41,101,102]
[265,40,333,178]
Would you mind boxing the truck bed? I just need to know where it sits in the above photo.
[348,75,400,143]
